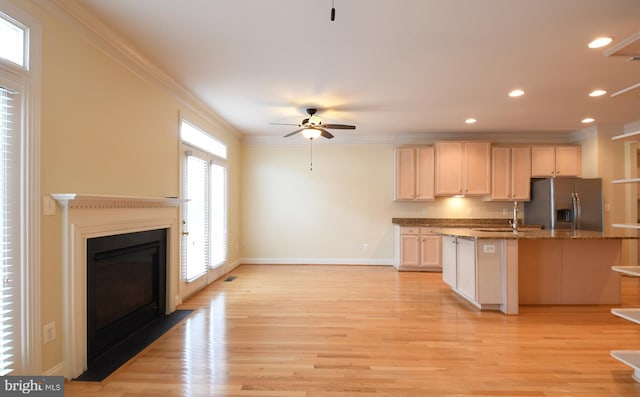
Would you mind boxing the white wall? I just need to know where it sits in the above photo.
[241,143,516,264]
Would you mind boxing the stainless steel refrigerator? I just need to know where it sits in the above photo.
[524,177,603,231]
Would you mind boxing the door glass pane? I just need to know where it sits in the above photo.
[210,164,226,266]
[184,155,209,281]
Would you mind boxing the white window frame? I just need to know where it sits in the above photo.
[0,0,41,375]
[179,118,227,298]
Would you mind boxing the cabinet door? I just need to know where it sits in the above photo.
[464,142,491,195]
[416,146,435,200]
[531,147,555,177]
[435,142,463,195]
[442,236,457,286]
[457,238,477,301]
[400,235,420,267]
[421,234,442,268]
[396,148,416,200]
[555,146,581,177]
[491,147,511,200]
[511,147,531,200]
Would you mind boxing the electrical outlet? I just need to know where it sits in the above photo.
[502,208,508,216]
[363,243,369,253]
[466,207,473,216]
[43,321,56,344]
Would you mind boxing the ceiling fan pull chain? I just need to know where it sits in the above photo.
[310,139,314,171]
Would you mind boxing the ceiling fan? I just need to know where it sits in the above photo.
[271,108,356,139]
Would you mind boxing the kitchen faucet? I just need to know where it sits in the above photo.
[510,201,518,232]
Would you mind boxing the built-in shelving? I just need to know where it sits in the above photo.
[611,130,640,142]
[610,130,640,382]
[612,223,640,230]
[611,351,640,382]
[612,266,640,277]
[612,308,640,324]
[613,178,640,184]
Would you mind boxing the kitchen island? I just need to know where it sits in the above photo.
[430,227,638,315]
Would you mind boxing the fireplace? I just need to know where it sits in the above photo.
[52,194,184,379]
[86,229,167,365]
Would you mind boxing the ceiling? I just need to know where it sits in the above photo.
[68,0,639,143]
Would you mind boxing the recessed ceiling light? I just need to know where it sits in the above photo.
[465,118,477,124]
[508,89,525,97]
[582,117,595,123]
[589,89,607,97]
[588,36,613,49]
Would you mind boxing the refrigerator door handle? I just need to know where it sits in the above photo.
[570,193,577,230]
[574,192,582,230]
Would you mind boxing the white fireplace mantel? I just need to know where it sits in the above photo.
[51,193,184,209]
[52,194,186,379]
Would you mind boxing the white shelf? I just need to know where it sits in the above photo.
[612,130,640,142]
[612,223,640,230]
[612,308,640,325]
[611,351,640,382]
[613,178,640,184]
[612,266,640,277]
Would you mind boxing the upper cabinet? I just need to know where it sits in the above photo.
[435,142,491,196]
[531,146,581,177]
[491,147,531,201]
[395,146,435,201]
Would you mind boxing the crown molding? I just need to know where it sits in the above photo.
[243,130,580,146]
[34,0,242,139]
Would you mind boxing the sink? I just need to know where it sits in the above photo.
[472,228,515,232]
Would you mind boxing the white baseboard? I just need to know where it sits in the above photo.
[239,258,394,266]
[43,361,65,377]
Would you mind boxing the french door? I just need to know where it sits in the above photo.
[181,146,227,298]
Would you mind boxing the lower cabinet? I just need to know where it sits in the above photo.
[395,226,442,271]
[442,236,503,308]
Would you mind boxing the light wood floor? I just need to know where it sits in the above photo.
[65,264,640,396]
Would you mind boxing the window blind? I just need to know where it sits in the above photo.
[183,152,210,281]
[0,86,20,376]
[210,163,227,266]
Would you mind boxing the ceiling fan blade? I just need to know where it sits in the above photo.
[269,122,300,126]
[323,124,356,130]
[319,129,334,139]
[284,128,304,138]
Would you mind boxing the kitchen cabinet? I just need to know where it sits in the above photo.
[441,236,503,308]
[395,146,435,201]
[491,147,531,201]
[531,146,581,177]
[396,226,441,271]
[609,129,640,382]
[442,236,457,286]
[435,142,491,196]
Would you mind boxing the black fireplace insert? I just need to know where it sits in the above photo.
[86,228,167,365]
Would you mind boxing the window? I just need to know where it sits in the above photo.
[0,5,40,375]
[180,120,227,293]
[0,14,25,67]
[0,77,21,377]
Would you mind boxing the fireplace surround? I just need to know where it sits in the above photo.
[52,194,184,379]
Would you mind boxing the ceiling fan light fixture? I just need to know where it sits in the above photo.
[302,128,321,140]
[308,115,322,126]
